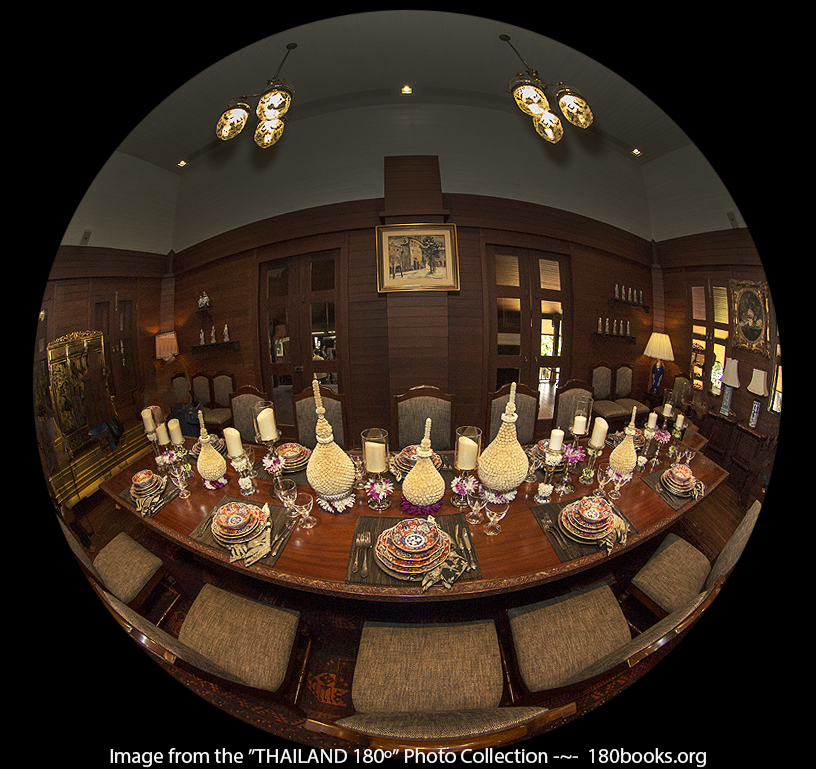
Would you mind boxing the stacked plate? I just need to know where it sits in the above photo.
[374,517,451,580]
[130,470,164,499]
[276,442,311,472]
[661,464,697,497]
[211,502,266,546]
[559,496,615,543]
[531,439,566,469]
[392,445,443,475]
[190,435,228,457]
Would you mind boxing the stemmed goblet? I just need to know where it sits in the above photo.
[169,464,190,499]
[293,491,317,529]
[593,462,614,497]
[483,501,509,536]
[465,488,486,525]
[607,470,633,500]
[274,478,298,514]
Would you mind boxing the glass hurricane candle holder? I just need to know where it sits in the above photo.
[230,445,257,497]
[361,428,390,510]
[452,426,482,507]
[253,400,280,461]
[581,443,603,485]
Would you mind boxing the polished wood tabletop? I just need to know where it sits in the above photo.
[100,436,726,602]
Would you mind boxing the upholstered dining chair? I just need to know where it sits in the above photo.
[94,582,308,711]
[57,514,165,613]
[486,382,540,445]
[590,365,629,427]
[627,500,762,618]
[392,385,455,450]
[229,384,268,443]
[293,382,348,449]
[552,379,595,434]
[305,620,575,750]
[171,372,192,405]
[612,364,650,423]
[194,372,234,433]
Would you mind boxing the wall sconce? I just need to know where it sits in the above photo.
[215,43,297,149]
[500,34,593,144]
[719,358,740,417]
[155,331,179,361]
[746,368,768,428]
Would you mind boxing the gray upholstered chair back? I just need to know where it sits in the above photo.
[554,384,593,432]
[172,374,191,403]
[212,374,234,407]
[592,366,613,400]
[192,374,211,407]
[670,376,692,409]
[295,394,346,449]
[615,366,633,398]
[706,500,761,589]
[397,396,452,449]
[230,388,266,443]
[489,391,538,444]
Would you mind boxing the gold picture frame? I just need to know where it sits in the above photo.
[730,279,770,357]
[376,223,460,293]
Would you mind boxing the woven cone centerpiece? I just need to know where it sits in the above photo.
[477,382,529,502]
[196,410,228,488]
[305,378,355,513]
[609,408,638,476]
[401,417,446,515]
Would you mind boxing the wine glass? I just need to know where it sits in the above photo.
[483,501,509,536]
[169,464,190,499]
[607,470,633,500]
[594,462,614,497]
[274,478,298,513]
[293,491,317,529]
[465,488,486,525]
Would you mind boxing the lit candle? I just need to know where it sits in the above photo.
[456,435,478,470]
[168,418,183,444]
[549,428,564,452]
[141,407,156,432]
[572,415,587,435]
[590,417,608,448]
[647,412,658,429]
[256,407,278,441]
[224,426,243,457]
[156,422,170,445]
[364,440,387,473]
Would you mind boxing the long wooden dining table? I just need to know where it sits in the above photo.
[100,435,726,603]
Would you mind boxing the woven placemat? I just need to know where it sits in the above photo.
[641,469,697,510]
[117,478,179,517]
[346,512,481,586]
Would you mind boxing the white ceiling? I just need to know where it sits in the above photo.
[113,11,694,175]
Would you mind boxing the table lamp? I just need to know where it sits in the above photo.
[719,357,740,416]
[644,332,674,394]
[746,367,768,428]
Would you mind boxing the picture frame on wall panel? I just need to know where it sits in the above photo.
[376,223,460,293]
[730,279,770,357]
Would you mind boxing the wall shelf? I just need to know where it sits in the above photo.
[591,332,636,345]
[608,297,649,313]
[192,341,241,354]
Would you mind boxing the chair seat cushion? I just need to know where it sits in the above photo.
[631,533,711,614]
[351,621,504,714]
[179,584,300,692]
[614,397,649,414]
[592,400,629,420]
[93,532,162,604]
[336,706,551,741]
[508,583,631,692]
[202,407,232,427]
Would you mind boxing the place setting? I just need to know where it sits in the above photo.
[119,469,178,517]
[388,444,451,481]
[642,462,706,510]
[346,513,481,591]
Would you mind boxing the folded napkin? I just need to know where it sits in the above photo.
[136,476,168,517]
[228,503,272,566]
[421,551,470,591]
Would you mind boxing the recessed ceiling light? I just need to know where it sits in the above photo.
[177,159,188,167]
[401,85,413,95]
[631,148,642,156]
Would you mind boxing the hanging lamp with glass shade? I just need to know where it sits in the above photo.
[554,84,594,129]
[254,116,287,148]
[215,100,251,141]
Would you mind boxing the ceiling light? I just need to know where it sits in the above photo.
[500,34,593,144]
[177,160,188,168]
[215,43,297,149]
[401,85,413,94]
[631,148,642,156]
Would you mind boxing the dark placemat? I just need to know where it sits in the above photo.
[641,469,700,510]
[531,495,638,563]
[118,477,179,517]
[189,494,296,566]
[346,512,481,586]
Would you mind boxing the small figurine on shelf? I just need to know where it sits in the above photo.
[223,324,230,342]
[198,291,210,309]
[210,326,217,344]
[199,329,205,345]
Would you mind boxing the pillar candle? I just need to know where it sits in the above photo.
[156,422,170,445]
[572,415,587,435]
[663,402,673,417]
[168,418,183,444]
[256,407,278,441]
[141,407,156,432]
[456,435,478,470]
[364,440,387,473]
[224,426,243,457]
[647,412,658,429]
[675,414,685,430]
[590,417,608,448]
[549,428,564,452]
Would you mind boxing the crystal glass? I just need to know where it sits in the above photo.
[169,464,190,499]
[465,489,486,525]
[483,501,509,536]
[608,470,633,500]
[293,491,317,529]
[274,478,298,513]
[594,462,614,497]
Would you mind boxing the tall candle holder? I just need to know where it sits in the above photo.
[230,445,258,497]
[362,428,391,510]
[451,426,482,508]
[253,400,281,466]
[581,442,603,485]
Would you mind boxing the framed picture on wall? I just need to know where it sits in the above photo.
[730,279,770,357]
[375,223,460,293]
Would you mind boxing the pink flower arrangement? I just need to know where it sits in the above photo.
[365,477,394,500]
[563,444,586,463]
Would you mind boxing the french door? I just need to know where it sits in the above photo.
[260,250,341,432]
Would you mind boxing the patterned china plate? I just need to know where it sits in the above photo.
[211,504,265,544]
[215,502,252,530]
[375,531,451,575]
[394,446,442,471]
[560,502,614,541]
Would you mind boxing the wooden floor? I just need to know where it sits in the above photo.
[59,471,754,751]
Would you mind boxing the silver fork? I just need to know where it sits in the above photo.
[360,531,371,579]
[352,532,365,573]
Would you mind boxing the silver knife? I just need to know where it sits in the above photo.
[271,518,297,557]
[462,526,476,570]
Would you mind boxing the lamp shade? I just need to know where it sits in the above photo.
[643,332,674,361]
[747,368,769,397]
[720,358,741,388]
[254,116,286,148]
[215,101,251,141]
[533,110,564,143]
[155,331,178,360]
[256,81,293,120]
[555,84,594,128]
[510,74,550,116]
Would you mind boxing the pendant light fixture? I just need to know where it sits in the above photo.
[500,34,593,143]
[215,43,297,148]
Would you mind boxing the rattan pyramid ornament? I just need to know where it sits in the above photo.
[196,410,228,488]
[609,407,638,476]
[477,382,529,501]
[401,417,446,514]
[305,378,356,513]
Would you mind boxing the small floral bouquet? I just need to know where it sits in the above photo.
[563,444,586,464]
[202,475,228,490]
[262,452,284,477]
[655,429,671,444]
[451,474,479,497]
[364,477,394,501]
